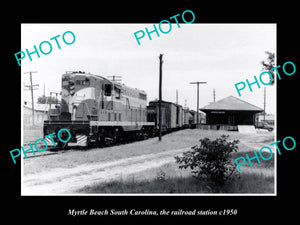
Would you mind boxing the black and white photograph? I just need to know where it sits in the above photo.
[4,4,298,223]
[20,23,276,195]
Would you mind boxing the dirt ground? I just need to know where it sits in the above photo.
[22,129,275,195]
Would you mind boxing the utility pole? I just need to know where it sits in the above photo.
[213,88,216,103]
[24,71,38,126]
[176,89,178,105]
[190,81,207,128]
[159,54,163,141]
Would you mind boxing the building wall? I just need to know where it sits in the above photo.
[205,111,256,125]
[23,106,48,127]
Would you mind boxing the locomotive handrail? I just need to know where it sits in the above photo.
[44,120,90,125]
[83,102,92,118]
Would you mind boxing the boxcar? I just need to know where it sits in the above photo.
[182,108,190,128]
[147,100,183,132]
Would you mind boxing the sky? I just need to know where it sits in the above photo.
[21,23,276,114]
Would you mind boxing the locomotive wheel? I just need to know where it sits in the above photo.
[98,128,118,147]
[109,129,118,145]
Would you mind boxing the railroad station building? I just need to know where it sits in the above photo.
[200,96,263,129]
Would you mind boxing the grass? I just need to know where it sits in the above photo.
[76,160,274,194]
[76,149,275,194]
[85,174,273,194]
[23,128,275,193]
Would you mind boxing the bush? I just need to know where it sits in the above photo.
[175,135,239,187]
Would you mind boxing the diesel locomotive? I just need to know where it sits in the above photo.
[43,71,155,147]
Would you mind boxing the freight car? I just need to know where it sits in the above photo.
[189,110,206,128]
[147,100,189,133]
[182,108,190,128]
[146,101,206,131]
[43,71,155,147]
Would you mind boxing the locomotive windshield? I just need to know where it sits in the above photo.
[62,75,74,89]
[62,80,69,86]
[75,78,90,86]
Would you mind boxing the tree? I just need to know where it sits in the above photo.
[261,51,275,85]
[175,135,239,189]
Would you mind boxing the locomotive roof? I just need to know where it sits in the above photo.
[118,82,147,94]
[64,71,111,83]
[63,71,147,94]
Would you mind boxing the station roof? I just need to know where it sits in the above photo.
[200,96,263,112]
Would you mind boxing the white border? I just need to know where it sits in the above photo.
[20,23,277,196]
